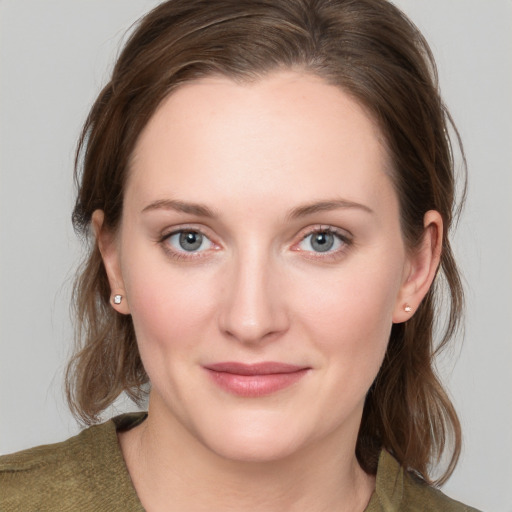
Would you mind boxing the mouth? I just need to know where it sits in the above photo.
[203,362,310,397]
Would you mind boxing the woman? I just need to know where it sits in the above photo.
[0,0,480,510]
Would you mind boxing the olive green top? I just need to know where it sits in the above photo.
[0,413,480,511]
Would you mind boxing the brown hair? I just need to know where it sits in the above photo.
[68,0,466,484]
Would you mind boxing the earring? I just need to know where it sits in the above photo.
[113,294,122,305]
[404,304,412,313]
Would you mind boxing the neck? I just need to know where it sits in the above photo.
[119,400,375,512]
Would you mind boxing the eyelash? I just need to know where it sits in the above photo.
[158,225,352,262]
[293,226,352,261]
[159,226,218,261]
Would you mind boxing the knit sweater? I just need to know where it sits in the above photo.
[0,412,480,511]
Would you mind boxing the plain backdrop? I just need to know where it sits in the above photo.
[1,1,511,511]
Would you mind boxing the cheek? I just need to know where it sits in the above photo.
[293,258,402,378]
[121,250,217,359]
[123,265,221,403]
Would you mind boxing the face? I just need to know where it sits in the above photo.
[100,71,427,462]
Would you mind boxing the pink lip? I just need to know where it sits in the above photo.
[204,362,309,397]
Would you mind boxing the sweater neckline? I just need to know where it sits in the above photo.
[107,412,401,512]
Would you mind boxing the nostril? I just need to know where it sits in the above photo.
[221,317,285,345]
[219,296,290,345]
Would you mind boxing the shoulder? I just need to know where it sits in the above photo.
[0,413,146,512]
[370,450,482,512]
[401,471,481,512]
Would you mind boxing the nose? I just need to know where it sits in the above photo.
[218,248,289,345]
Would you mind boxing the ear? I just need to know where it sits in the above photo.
[392,210,443,323]
[92,210,130,315]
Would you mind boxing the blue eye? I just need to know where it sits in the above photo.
[298,230,346,253]
[166,230,213,252]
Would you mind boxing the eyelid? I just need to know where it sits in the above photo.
[158,224,221,260]
[159,222,218,241]
[156,223,352,262]
[296,224,352,243]
[167,230,213,252]
[291,224,353,258]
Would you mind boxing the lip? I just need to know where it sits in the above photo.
[203,362,310,397]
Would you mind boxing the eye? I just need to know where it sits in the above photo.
[297,228,349,254]
[165,230,213,253]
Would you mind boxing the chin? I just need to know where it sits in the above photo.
[204,430,305,464]
[189,407,322,464]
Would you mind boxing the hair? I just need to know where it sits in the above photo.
[67,0,466,485]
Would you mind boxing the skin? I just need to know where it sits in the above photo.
[94,71,442,512]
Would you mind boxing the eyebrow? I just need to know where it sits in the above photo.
[141,199,217,218]
[287,199,374,219]
[141,198,373,219]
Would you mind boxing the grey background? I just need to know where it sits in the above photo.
[1,1,511,510]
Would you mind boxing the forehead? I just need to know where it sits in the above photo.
[126,71,395,217]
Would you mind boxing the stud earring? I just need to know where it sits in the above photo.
[113,295,122,305]
[404,304,412,313]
